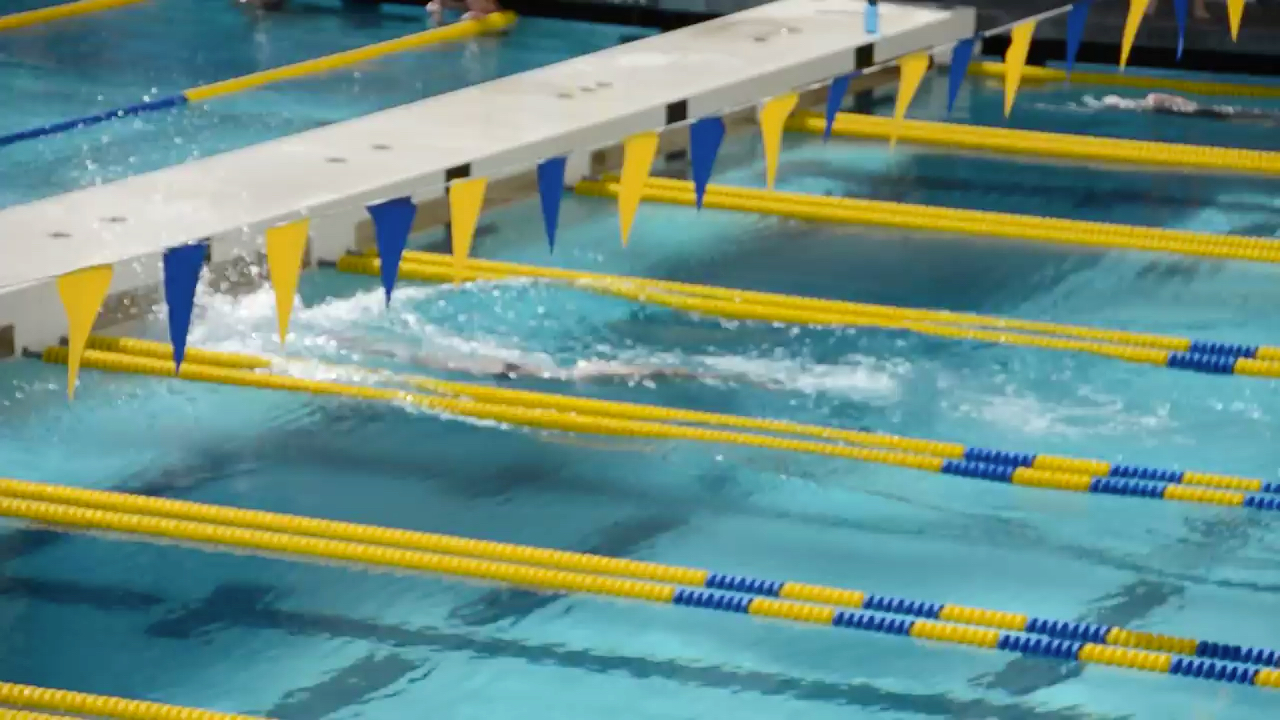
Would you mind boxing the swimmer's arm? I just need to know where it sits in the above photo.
[566,361,763,386]
[370,343,563,379]
[337,337,490,375]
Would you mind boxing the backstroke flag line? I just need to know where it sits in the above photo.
[1119,0,1151,70]
[1227,0,1246,41]
[265,219,309,349]
[1064,0,1093,73]
[536,156,567,252]
[824,73,855,139]
[759,93,799,190]
[690,116,725,209]
[58,264,113,400]
[1003,20,1037,117]
[618,131,659,246]
[449,177,488,264]
[367,196,417,306]
[162,242,207,372]
[891,52,930,146]
[946,39,975,115]
[1172,0,1189,58]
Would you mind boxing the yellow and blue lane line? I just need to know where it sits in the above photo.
[3,469,1277,691]
[939,457,1280,511]
[1165,348,1280,378]
[670,586,1280,690]
[946,446,1280,499]
[671,577,1280,690]
[0,13,514,148]
[684,572,1280,672]
[1132,337,1280,377]
[2,481,1278,693]
[0,95,188,148]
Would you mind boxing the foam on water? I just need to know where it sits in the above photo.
[175,266,913,405]
[697,353,904,404]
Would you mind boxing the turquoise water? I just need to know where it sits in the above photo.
[4,17,1280,720]
[0,0,652,208]
[954,65,1280,152]
[839,71,1280,239]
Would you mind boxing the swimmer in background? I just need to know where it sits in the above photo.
[426,0,503,22]
[1096,93,1280,124]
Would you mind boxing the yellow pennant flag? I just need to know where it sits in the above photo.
[1003,21,1037,117]
[57,264,113,401]
[1119,0,1150,69]
[1227,0,1245,41]
[617,131,659,247]
[758,92,799,189]
[890,52,931,147]
[449,177,488,264]
[265,219,309,348]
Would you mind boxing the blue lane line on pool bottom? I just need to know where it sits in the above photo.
[0,94,188,148]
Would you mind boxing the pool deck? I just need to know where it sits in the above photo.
[0,0,973,353]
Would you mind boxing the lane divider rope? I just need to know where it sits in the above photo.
[787,110,1280,175]
[969,61,1280,100]
[572,177,1280,266]
[2,473,1277,670]
[0,709,95,720]
[41,346,1280,515]
[84,336,1280,495]
[349,254,1280,381]
[0,492,1276,691]
[0,0,142,32]
[0,681,263,720]
[0,12,515,148]
[392,250,1280,362]
[607,174,1280,256]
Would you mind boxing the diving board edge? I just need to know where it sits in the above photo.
[0,0,974,355]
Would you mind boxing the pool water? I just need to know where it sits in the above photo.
[3,14,1280,720]
[820,71,1280,240]
[952,66,1280,153]
[0,0,653,208]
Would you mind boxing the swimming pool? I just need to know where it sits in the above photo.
[0,0,652,208]
[3,24,1280,720]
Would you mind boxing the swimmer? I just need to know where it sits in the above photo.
[349,339,723,384]
[1096,93,1280,124]
[427,0,503,22]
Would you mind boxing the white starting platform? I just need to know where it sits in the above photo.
[0,0,974,354]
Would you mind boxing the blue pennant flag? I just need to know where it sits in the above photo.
[367,196,417,306]
[1064,0,1093,76]
[689,116,725,210]
[947,38,976,115]
[824,73,855,140]
[865,0,878,34]
[162,241,207,373]
[1172,0,1188,59]
[536,156,567,253]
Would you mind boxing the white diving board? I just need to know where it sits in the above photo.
[0,0,974,350]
